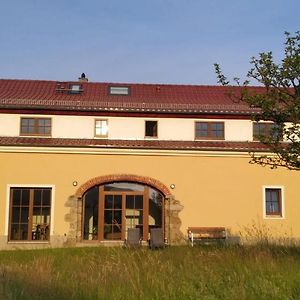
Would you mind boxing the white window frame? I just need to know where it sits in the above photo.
[5,184,55,240]
[109,86,129,95]
[95,119,108,138]
[262,185,285,219]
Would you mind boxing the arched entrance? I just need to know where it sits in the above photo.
[82,181,165,241]
[70,174,184,245]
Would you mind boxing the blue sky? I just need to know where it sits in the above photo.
[0,0,299,84]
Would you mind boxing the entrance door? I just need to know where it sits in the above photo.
[103,192,144,240]
[83,182,164,241]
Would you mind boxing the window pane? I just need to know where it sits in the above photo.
[21,118,35,134]
[41,207,50,223]
[20,207,29,223]
[43,189,51,206]
[10,224,29,241]
[38,119,46,126]
[114,195,122,209]
[105,195,113,209]
[126,195,134,209]
[135,195,143,209]
[196,123,208,137]
[211,123,224,137]
[44,126,51,134]
[34,190,42,206]
[83,186,99,240]
[104,182,144,192]
[12,189,21,205]
[12,207,20,223]
[114,210,122,224]
[104,211,113,224]
[21,189,30,206]
[265,189,281,215]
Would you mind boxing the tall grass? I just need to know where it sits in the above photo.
[1,245,300,299]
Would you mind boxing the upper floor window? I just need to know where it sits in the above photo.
[9,187,52,241]
[109,86,130,95]
[95,119,108,137]
[145,121,158,138]
[195,122,224,140]
[20,117,51,136]
[264,187,283,217]
[253,122,282,141]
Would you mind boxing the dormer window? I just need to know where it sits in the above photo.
[69,84,82,94]
[109,86,130,95]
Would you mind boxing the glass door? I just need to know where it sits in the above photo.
[125,194,143,239]
[104,194,122,240]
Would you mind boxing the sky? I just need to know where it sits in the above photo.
[0,0,299,85]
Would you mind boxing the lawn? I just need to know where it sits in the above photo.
[1,245,300,299]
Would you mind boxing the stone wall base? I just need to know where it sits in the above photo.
[0,235,67,250]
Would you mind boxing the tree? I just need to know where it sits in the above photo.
[214,31,300,170]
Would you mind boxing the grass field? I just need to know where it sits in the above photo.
[1,245,300,299]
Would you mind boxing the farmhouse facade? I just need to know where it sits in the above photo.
[0,76,299,249]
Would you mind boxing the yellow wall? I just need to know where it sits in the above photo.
[1,150,299,241]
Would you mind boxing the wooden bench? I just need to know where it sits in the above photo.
[187,227,226,246]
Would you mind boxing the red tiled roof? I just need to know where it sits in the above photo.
[0,79,262,115]
[0,136,269,152]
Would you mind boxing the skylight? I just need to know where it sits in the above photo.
[109,86,130,95]
[70,84,82,94]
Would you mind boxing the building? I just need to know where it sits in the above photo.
[0,75,299,249]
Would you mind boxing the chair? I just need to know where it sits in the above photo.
[125,228,141,248]
[149,228,165,249]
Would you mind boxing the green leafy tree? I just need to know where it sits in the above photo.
[214,32,300,170]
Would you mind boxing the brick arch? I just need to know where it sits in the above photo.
[75,174,172,198]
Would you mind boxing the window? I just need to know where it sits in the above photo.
[69,84,82,94]
[20,117,51,136]
[9,188,51,241]
[109,86,130,95]
[195,122,224,140]
[145,121,158,137]
[264,187,283,217]
[95,119,108,137]
[253,122,282,141]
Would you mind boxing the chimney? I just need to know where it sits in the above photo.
[78,73,88,82]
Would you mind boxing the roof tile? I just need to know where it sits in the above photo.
[0,136,270,152]
[0,79,262,114]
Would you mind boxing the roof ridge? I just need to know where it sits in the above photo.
[0,78,264,88]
